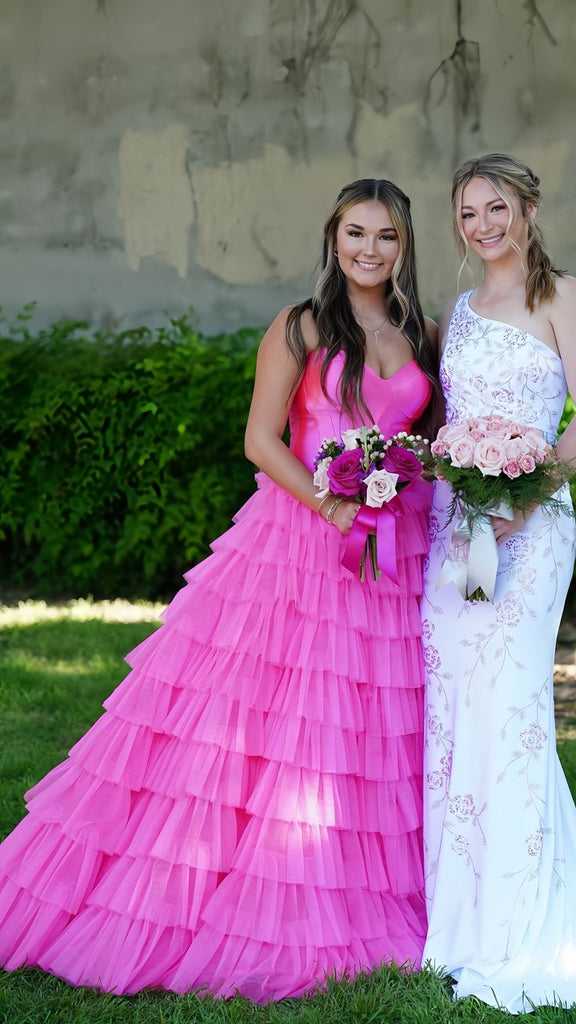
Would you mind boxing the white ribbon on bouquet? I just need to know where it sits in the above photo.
[436,500,514,601]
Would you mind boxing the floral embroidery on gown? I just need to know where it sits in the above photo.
[0,350,431,1003]
[423,292,576,1012]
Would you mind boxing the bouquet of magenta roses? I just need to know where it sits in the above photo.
[314,425,431,581]
[430,414,571,600]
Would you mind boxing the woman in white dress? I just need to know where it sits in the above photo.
[422,152,576,1012]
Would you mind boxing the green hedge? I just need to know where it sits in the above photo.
[0,307,263,599]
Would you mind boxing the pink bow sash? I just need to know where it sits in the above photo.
[341,500,401,582]
[340,478,432,581]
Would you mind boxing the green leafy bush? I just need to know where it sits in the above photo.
[0,306,263,599]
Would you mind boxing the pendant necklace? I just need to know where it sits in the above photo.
[357,315,388,340]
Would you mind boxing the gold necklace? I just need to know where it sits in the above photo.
[356,315,388,339]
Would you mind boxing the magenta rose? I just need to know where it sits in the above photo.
[382,445,422,482]
[327,447,363,496]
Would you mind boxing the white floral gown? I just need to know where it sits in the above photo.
[422,291,576,1012]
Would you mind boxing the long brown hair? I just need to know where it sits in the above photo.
[285,178,439,420]
[451,152,563,312]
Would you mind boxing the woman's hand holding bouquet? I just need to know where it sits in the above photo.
[314,425,431,581]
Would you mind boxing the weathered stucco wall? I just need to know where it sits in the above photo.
[0,0,574,330]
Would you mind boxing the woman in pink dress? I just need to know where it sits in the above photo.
[0,178,438,1002]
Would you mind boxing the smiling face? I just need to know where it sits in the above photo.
[459,176,534,263]
[334,199,400,292]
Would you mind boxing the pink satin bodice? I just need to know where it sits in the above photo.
[289,350,432,470]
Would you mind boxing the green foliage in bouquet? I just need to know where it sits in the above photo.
[0,305,263,599]
[437,455,572,522]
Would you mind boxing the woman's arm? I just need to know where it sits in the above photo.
[244,308,359,534]
[493,276,576,544]
[437,299,457,358]
[551,275,576,468]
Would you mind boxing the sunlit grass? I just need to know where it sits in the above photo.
[0,596,165,626]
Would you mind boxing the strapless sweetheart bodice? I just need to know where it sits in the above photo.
[290,350,432,469]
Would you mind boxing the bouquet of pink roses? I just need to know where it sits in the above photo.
[314,425,431,581]
[430,414,570,600]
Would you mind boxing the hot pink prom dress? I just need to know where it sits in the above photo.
[0,350,431,1002]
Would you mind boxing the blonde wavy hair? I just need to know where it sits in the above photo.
[451,152,562,311]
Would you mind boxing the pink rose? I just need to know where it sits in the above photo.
[435,424,452,443]
[503,437,525,461]
[445,424,470,444]
[522,427,548,454]
[507,421,526,436]
[436,423,468,446]
[518,454,536,473]
[447,436,476,468]
[313,458,331,497]
[327,448,363,497]
[382,445,422,481]
[473,438,506,476]
[483,416,511,439]
[432,423,469,455]
[503,460,521,479]
[364,468,398,507]
[430,439,449,456]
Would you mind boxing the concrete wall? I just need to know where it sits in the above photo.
[0,0,574,331]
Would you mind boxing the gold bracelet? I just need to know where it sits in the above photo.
[316,494,332,517]
[325,497,345,524]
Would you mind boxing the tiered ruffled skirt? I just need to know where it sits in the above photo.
[0,475,429,1002]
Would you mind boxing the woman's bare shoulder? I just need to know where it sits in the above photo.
[553,273,576,304]
[437,296,459,352]
[297,305,320,352]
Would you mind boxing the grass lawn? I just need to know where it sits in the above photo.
[0,600,575,1023]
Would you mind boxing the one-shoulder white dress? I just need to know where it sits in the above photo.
[422,291,576,1012]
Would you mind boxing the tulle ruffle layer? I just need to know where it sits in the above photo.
[0,476,428,1000]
